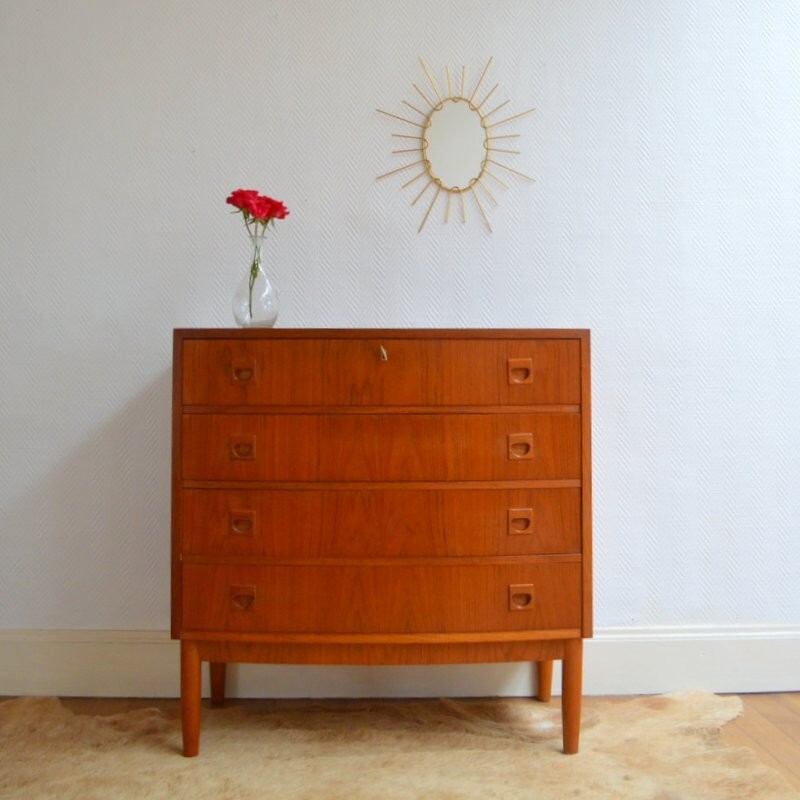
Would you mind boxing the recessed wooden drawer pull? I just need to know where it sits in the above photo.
[230,585,256,611]
[229,510,255,537]
[507,433,534,460]
[507,357,533,385]
[508,583,534,611]
[507,508,534,535]
[379,345,388,361]
[229,435,256,460]
[231,359,257,384]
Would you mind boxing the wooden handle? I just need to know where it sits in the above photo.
[230,585,256,611]
[231,358,257,383]
[229,435,256,460]
[507,433,534,460]
[507,508,533,535]
[508,583,534,610]
[229,510,255,536]
[507,357,533,385]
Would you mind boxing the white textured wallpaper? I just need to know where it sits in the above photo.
[1,0,798,634]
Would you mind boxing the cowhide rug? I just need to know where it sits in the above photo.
[0,691,796,798]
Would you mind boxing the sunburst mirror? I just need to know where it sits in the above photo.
[377,57,535,233]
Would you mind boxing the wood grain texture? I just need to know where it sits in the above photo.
[181,629,580,645]
[180,640,200,757]
[720,693,800,791]
[181,487,582,558]
[171,333,184,639]
[181,336,581,407]
[182,561,582,634]
[190,637,569,666]
[181,412,582,482]
[172,328,591,755]
[561,638,583,753]
[580,331,593,638]
[537,659,554,702]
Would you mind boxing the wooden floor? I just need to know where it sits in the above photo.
[720,693,800,792]
[56,692,800,790]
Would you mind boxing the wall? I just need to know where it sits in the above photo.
[1,1,798,696]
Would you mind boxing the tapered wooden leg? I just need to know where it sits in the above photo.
[180,640,201,757]
[209,662,226,706]
[536,659,553,702]
[561,638,583,754]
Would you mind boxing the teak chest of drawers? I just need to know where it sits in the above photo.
[172,328,591,756]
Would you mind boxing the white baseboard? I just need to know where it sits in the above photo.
[1,626,797,698]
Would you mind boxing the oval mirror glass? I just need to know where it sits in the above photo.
[423,99,486,191]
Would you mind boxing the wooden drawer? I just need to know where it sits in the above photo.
[181,338,580,407]
[181,561,582,634]
[180,488,581,558]
[181,413,581,482]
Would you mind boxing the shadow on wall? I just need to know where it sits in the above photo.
[1,368,173,630]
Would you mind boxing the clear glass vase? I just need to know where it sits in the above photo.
[232,233,279,327]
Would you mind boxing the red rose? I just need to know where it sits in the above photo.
[267,199,289,220]
[249,194,290,222]
[226,189,260,214]
[226,188,289,224]
[248,195,272,221]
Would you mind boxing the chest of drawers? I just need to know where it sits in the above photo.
[172,329,591,756]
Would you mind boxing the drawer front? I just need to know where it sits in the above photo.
[181,562,582,634]
[181,413,581,482]
[181,338,581,407]
[181,488,581,558]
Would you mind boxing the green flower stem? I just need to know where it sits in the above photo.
[241,213,272,321]
[248,237,262,319]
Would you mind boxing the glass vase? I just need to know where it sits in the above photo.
[232,232,279,327]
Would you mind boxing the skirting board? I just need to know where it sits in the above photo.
[0,626,798,698]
